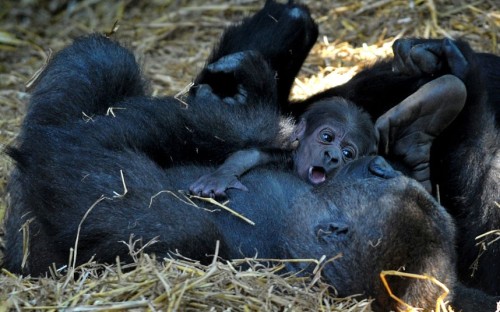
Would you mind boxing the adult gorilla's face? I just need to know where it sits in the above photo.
[283,157,457,311]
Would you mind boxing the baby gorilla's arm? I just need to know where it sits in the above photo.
[189,148,291,198]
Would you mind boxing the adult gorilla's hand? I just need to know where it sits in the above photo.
[392,38,469,80]
[375,75,466,192]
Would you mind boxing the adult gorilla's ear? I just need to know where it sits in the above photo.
[375,75,466,192]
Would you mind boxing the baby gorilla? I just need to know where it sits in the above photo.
[189,96,376,198]
[293,98,376,184]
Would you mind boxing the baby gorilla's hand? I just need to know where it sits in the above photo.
[189,170,248,199]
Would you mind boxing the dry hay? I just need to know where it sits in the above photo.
[1,241,372,311]
[0,0,499,311]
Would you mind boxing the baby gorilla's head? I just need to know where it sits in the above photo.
[292,97,377,184]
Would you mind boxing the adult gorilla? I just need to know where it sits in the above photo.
[0,44,467,307]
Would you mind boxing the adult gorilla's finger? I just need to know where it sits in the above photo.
[392,39,422,75]
[375,75,466,147]
[392,39,443,75]
[206,51,250,73]
[443,38,469,80]
[409,43,442,74]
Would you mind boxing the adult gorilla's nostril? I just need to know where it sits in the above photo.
[315,222,349,243]
[330,224,349,235]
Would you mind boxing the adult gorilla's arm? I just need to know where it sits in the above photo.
[289,60,428,118]
[289,39,476,119]
[390,38,500,296]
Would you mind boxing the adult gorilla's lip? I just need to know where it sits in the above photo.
[308,166,326,184]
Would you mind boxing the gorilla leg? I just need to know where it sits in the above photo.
[21,34,146,128]
[9,32,287,170]
[195,0,318,111]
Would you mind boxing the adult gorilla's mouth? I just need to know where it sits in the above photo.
[308,166,326,184]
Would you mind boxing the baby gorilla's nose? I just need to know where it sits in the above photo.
[323,148,340,170]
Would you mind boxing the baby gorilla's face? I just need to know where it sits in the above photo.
[292,97,377,185]
[293,120,360,184]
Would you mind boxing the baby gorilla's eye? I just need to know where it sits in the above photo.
[320,131,334,143]
[342,148,355,160]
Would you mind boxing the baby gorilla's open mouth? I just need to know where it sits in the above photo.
[308,166,326,184]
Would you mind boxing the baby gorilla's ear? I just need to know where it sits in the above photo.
[291,118,307,142]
